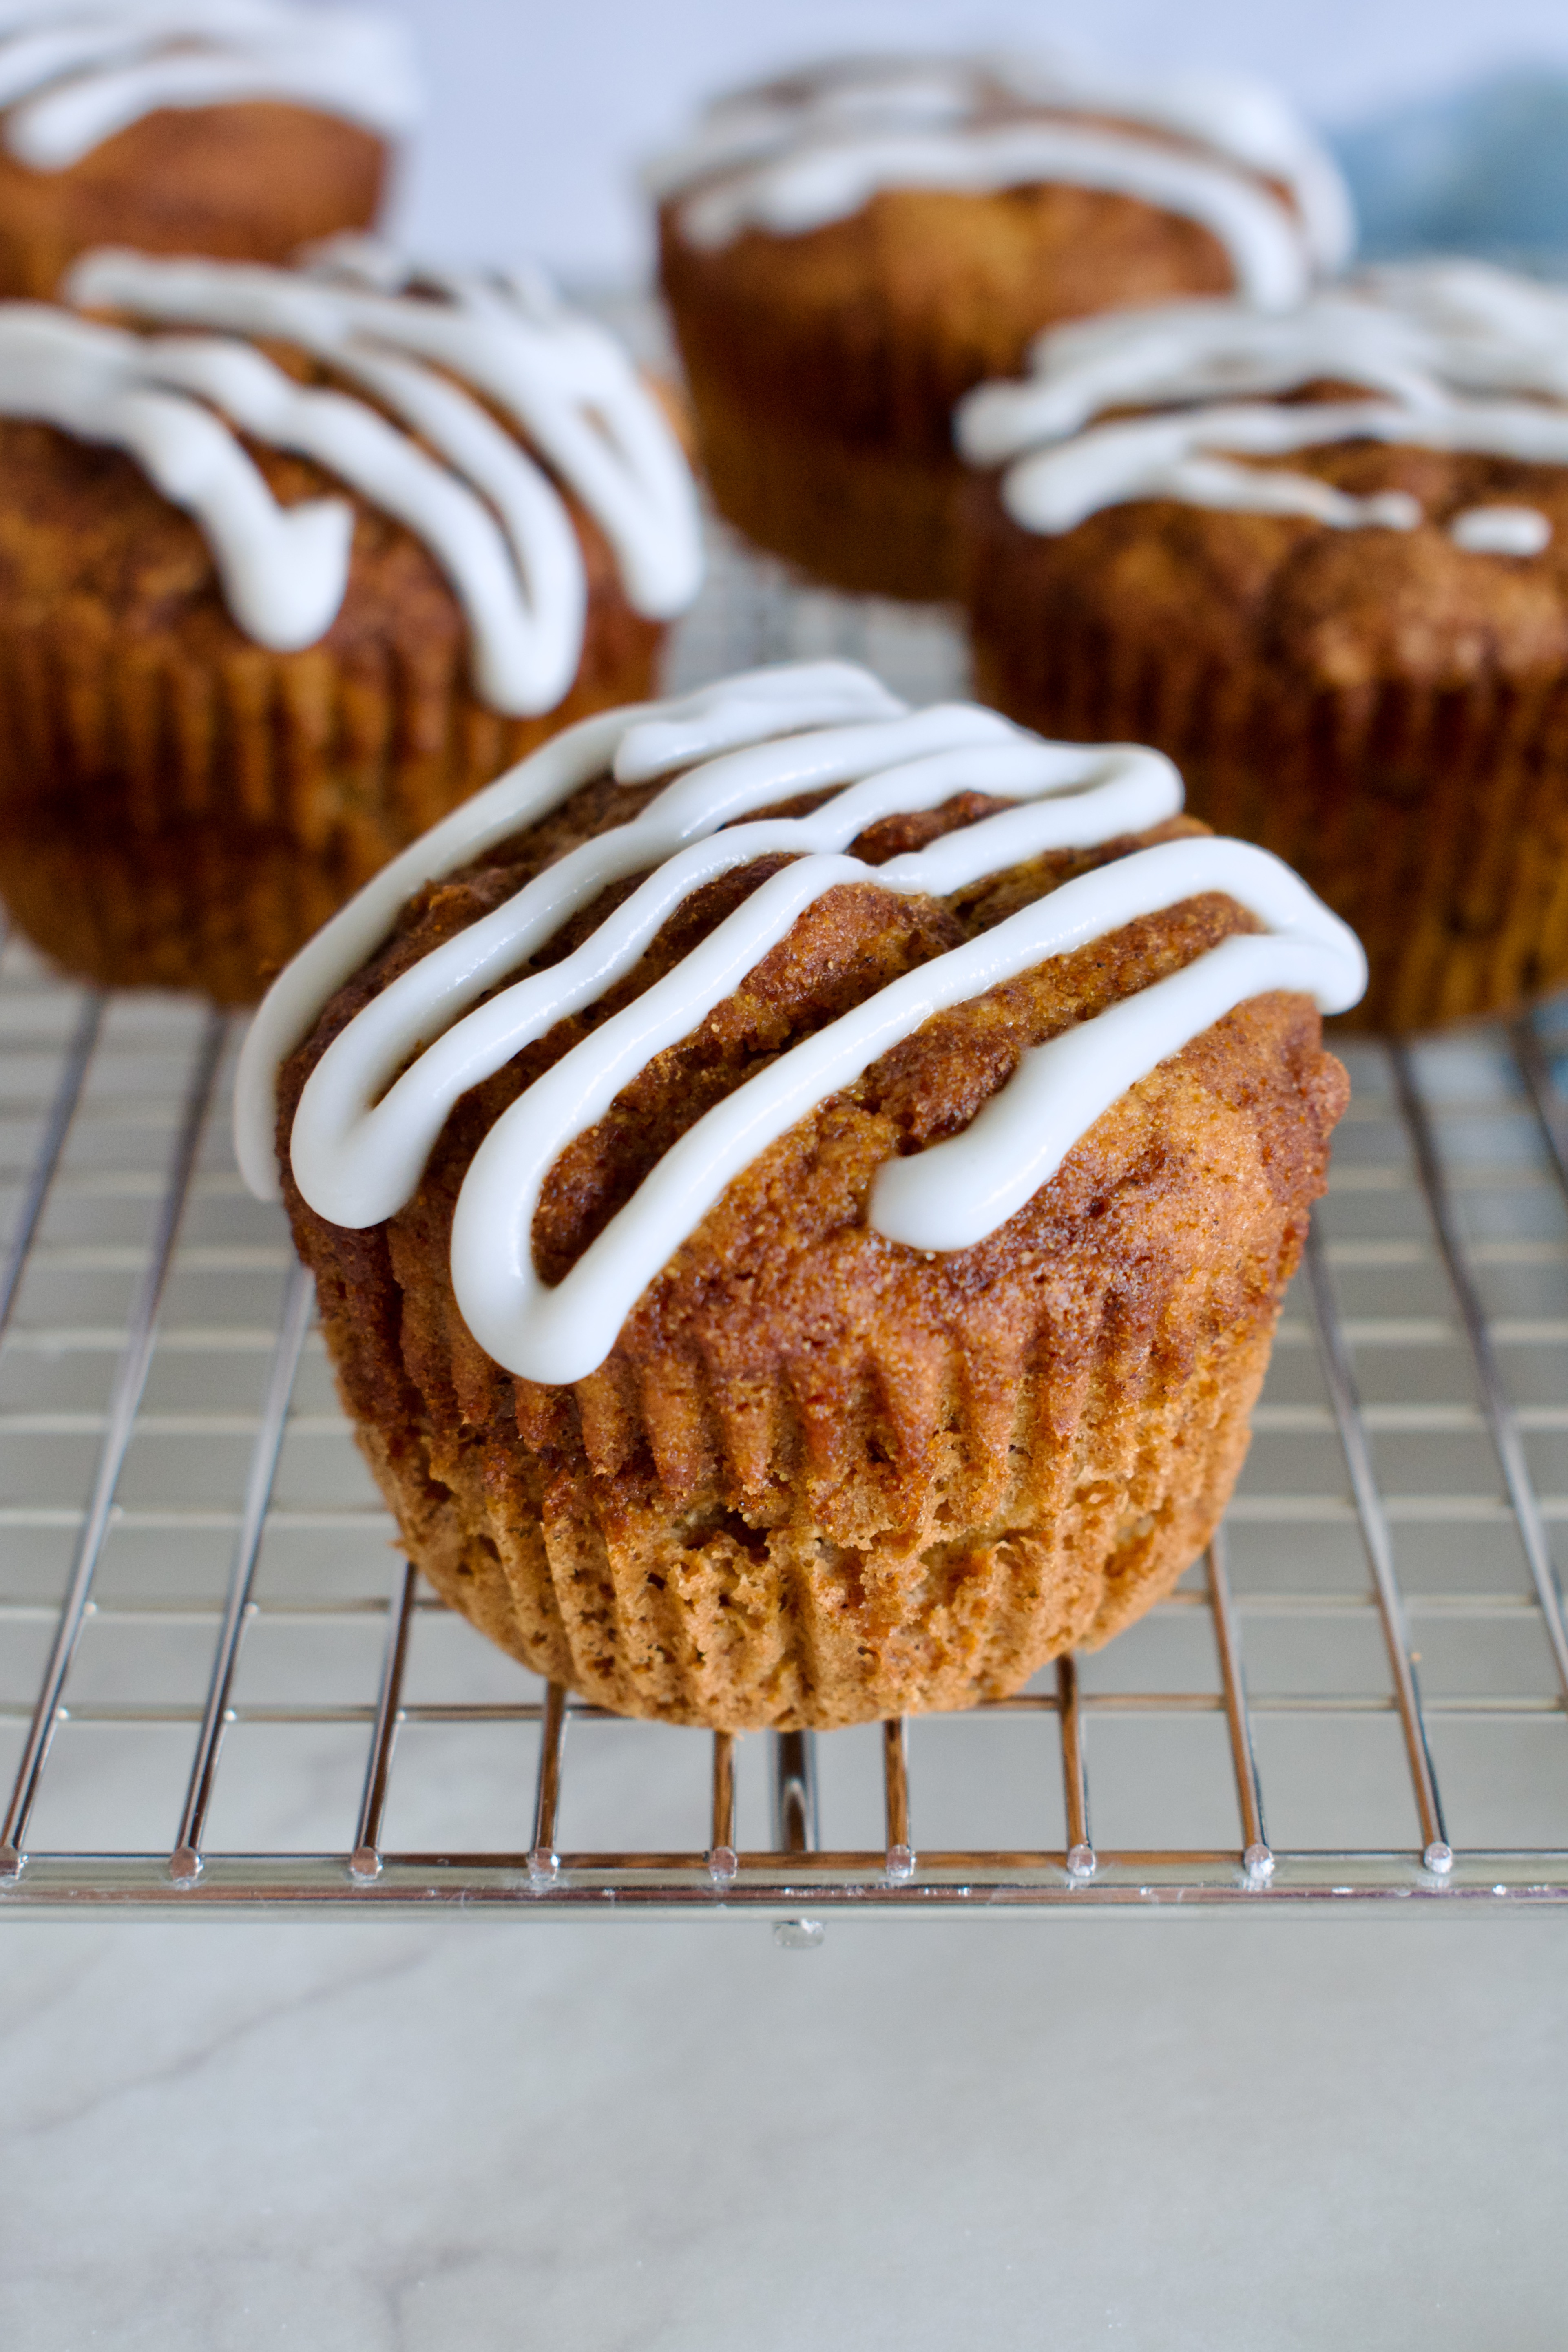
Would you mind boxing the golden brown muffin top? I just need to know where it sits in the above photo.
[654,53,1344,454]
[275,701,1350,1421]
[661,185,1241,458]
[953,270,1568,690]
[0,252,701,710]
[0,409,623,675]
[971,444,1568,693]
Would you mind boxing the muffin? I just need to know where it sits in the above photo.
[0,0,418,300]
[0,240,703,1001]
[237,659,1362,1731]
[958,262,1568,1031]
[652,51,1352,600]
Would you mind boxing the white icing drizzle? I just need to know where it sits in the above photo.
[1449,504,1552,556]
[994,398,1568,538]
[233,663,907,1200]
[1366,260,1568,402]
[649,51,1352,309]
[235,661,1365,1388]
[955,269,1568,545]
[958,295,1448,463]
[0,0,420,169]
[1,244,702,713]
[992,52,1352,273]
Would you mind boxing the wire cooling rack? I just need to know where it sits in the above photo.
[2,528,1568,1922]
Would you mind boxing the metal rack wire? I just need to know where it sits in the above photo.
[2,534,1567,1919]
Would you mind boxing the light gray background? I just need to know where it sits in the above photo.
[5,7,1568,2348]
[380,0,1568,276]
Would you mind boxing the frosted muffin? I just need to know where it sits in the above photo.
[0,241,703,1001]
[0,1,418,300]
[238,660,1361,1731]
[958,263,1568,1031]
[652,51,1351,599]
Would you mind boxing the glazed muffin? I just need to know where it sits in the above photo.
[652,51,1352,601]
[0,240,703,1001]
[237,659,1361,1731]
[958,262,1568,1031]
[0,1,418,300]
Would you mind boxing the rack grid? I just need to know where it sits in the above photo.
[2,533,1567,1921]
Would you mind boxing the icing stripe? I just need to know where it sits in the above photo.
[449,832,1362,1386]
[232,662,905,1198]
[989,53,1353,273]
[289,730,1186,1229]
[0,305,358,640]
[650,51,1350,299]
[69,247,703,634]
[956,294,1450,464]
[957,267,1568,544]
[237,661,1365,1389]
[996,398,1568,539]
[1,246,701,714]
[1368,260,1568,399]
[677,122,1314,310]
[871,925,1344,1250]
[1449,505,1551,555]
[0,3,420,169]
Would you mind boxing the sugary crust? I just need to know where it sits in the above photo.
[0,417,663,1001]
[964,447,1568,1030]
[0,102,387,300]
[279,778,1349,1728]
[659,183,1236,598]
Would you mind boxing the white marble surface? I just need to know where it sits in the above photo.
[2,1909,1565,2348]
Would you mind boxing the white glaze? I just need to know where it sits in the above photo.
[451,829,1362,1385]
[237,662,1365,1388]
[650,51,1351,308]
[232,663,906,1199]
[959,267,1568,462]
[956,269,1568,544]
[0,0,419,168]
[1367,259,1568,400]
[994,396,1568,537]
[290,715,1185,1231]
[990,51,1352,270]
[957,294,1448,464]
[1449,504,1552,555]
[2,245,703,712]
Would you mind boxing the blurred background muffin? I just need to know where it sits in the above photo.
[651,51,1352,601]
[0,239,703,1000]
[0,0,421,299]
[956,266,1568,1031]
